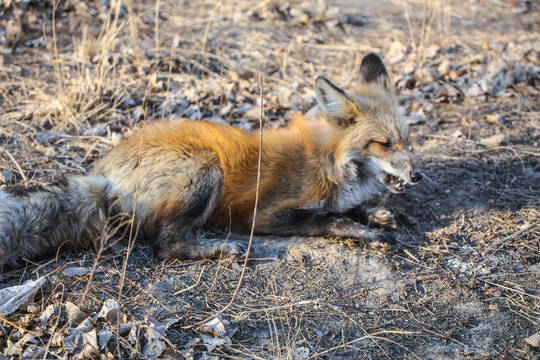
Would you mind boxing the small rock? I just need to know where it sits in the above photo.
[510,64,526,83]
[202,116,226,124]
[442,84,460,98]
[24,37,46,48]
[239,121,253,131]
[417,67,436,83]
[406,108,426,125]
[422,83,436,93]
[83,124,108,137]
[487,57,508,80]
[396,76,416,90]
[110,132,123,145]
[492,73,509,95]
[345,15,368,27]
[448,70,460,80]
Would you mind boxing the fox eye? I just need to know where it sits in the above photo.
[375,141,392,148]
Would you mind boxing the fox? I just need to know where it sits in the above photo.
[0,53,422,270]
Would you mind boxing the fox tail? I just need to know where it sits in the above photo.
[0,176,110,270]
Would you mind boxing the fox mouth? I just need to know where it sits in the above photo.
[383,172,406,193]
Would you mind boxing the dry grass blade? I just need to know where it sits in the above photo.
[3,149,27,184]
[173,266,206,296]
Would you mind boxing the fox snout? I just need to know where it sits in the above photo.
[397,152,423,186]
[371,150,423,194]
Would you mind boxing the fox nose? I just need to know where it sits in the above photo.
[410,171,423,183]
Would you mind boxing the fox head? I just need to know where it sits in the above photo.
[314,52,422,195]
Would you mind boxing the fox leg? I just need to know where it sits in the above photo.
[256,209,395,246]
[152,163,246,260]
[344,206,396,229]
[153,202,247,261]
[126,154,246,261]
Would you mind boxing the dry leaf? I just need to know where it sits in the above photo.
[200,333,232,352]
[95,298,121,325]
[486,114,504,126]
[198,313,228,337]
[0,277,47,316]
[63,329,99,360]
[524,333,540,347]
[65,302,87,328]
[480,134,506,148]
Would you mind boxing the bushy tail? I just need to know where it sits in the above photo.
[0,176,109,270]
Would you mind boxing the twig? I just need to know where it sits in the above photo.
[238,299,319,315]
[477,222,538,268]
[477,279,539,300]
[173,266,206,295]
[201,0,223,53]
[484,222,537,254]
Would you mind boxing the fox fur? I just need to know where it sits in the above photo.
[0,53,422,270]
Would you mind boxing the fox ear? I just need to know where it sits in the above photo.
[359,52,392,90]
[314,77,358,127]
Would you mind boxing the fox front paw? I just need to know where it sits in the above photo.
[212,240,247,259]
[369,208,396,229]
[154,238,247,261]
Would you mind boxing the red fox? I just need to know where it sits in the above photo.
[0,53,422,270]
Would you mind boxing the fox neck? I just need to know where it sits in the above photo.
[292,114,347,181]
[290,114,378,209]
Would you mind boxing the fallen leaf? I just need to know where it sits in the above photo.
[5,333,38,357]
[200,333,232,352]
[95,298,121,325]
[486,114,504,126]
[142,326,168,358]
[480,134,506,148]
[61,267,92,277]
[65,302,87,328]
[0,277,47,316]
[525,333,540,347]
[64,329,99,360]
[198,313,228,337]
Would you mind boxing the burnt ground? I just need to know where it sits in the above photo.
[0,0,539,359]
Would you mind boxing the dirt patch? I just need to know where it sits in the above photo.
[0,0,539,359]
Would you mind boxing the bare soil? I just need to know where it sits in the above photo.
[0,0,539,359]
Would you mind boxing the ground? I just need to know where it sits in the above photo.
[0,0,539,359]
